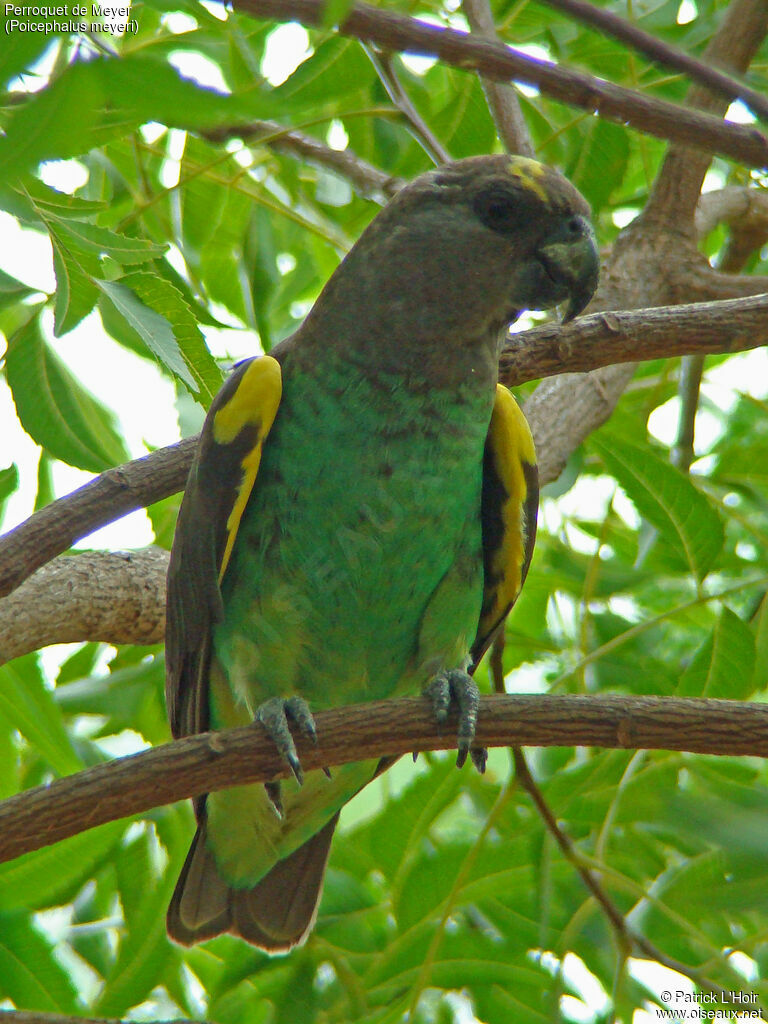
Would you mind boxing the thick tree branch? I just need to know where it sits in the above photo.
[1,694,767,865]
[0,437,195,600]
[231,0,768,169]
[0,549,167,663]
[502,293,768,383]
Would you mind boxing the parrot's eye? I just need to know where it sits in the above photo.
[474,187,534,234]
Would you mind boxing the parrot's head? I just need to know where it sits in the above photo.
[407,154,600,326]
[304,154,599,377]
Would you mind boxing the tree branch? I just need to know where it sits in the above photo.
[231,0,768,169]
[537,0,768,125]
[1,694,767,865]
[204,118,404,200]
[645,0,768,229]
[501,293,768,384]
[0,437,195,600]
[463,0,535,157]
[0,549,167,663]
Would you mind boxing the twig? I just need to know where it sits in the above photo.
[463,0,535,157]
[231,0,768,169]
[511,748,738,1005]
[537,0,768,124]
[364,46,451,163]
[204,117,404,200]
[1,693,768,865]
[671,355,705,473]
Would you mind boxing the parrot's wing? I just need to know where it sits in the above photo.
[470,383,539,671]
[165,355,283,740]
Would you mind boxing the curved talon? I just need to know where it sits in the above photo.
[425,669,487,774]
[255,696,316,785]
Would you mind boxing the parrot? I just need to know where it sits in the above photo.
[164,153,599,951]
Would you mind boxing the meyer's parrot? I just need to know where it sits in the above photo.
[165,154,599,950]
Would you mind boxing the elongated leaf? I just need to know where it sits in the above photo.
[117,271,222,405]
[592,434,724,580]
[49,224,101,335]
[0,822,124,912]
[5,317,129,471]
[678,606,757,699]
[52,220,167,265]
[0,655,82,776]
[96,278,195,389]
[0,912,79,1012]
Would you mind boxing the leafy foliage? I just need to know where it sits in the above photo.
[0,0,767,1021]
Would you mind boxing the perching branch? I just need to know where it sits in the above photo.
[500,293,768,384]
[2,694,768,865]
[231,0,768,169]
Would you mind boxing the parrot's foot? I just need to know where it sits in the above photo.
[255,696,317,785]
[425,670,487,774]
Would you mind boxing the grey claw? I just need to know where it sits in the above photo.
[285,696,317,743]
[426,669,486,774]
[256,696,315,785]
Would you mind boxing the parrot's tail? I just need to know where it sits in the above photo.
[166,812,339,951]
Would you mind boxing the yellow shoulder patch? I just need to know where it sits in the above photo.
[475,384,538,660]
[214,356,282,582]
[507,156,548,204]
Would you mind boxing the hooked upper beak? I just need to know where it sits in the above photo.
[538,215,600,322]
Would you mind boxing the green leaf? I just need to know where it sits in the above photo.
[591,433,724,580]
[96,278,196,393]
[0,463,19,522]
[0,822,124,912]
[678,606,757,699]
[115,271,222,405]
[0,655,82,777]
[5,317,130,471]
[49,222,101,334]
[51,220,167,265]
[0,912,79,1012]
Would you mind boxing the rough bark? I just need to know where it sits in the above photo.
[1,693,767,865]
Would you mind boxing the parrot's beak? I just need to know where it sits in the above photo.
[538,215,600,322]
